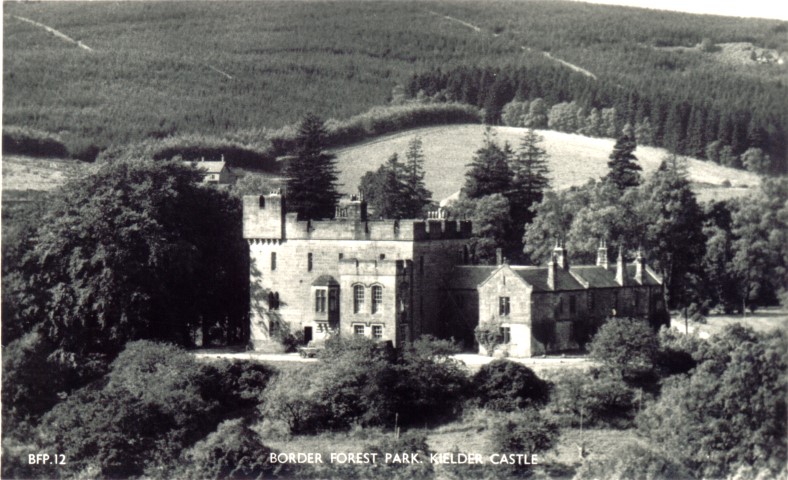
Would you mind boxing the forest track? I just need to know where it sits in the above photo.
[426,10,595,79]
[11,15,94,52]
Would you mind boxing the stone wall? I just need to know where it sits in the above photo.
[477,267,535,357]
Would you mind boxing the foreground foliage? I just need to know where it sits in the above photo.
[262,336,470,434]
[3,159,249,356]
[27,341,275,479]
[637,325,787,478]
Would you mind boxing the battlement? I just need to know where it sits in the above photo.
[338,258,409,277]
[243,193,472,241]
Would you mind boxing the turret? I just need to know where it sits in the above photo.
[243,191,285,239]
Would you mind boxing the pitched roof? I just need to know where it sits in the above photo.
[186,161,226,174]
[512,267,586,292]
[569,266,619,288]
[312,275,339,287]
[626,265,662,285]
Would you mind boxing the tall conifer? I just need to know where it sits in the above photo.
[605,134,642,189]
[285,114,341,219]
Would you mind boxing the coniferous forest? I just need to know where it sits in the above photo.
[3,0,787,172]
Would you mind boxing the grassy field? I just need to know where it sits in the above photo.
[672,306,788,338]
[332,124,761,202]
[1,155,97,192]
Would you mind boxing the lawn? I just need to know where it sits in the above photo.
[672,306,788,338]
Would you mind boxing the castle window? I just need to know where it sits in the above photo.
[307,253,313,272]
[354,325,365,336]
[371,286,383,314]
[339,253,344,260]
[558,297,564,315]
[570,296,577,315]
[500,326,511,344]
[315,289,326,313]
[372,325,383,340]
[353,285,365,313]
[259,196,266,208]
[499,297,511,316]
[380,254,386,260]
[271,252,277,271]
[329,288,338,312]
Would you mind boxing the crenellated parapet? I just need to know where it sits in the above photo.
[243,193,472,241]
[338,258,410,277]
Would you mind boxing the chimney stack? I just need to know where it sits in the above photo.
[634,247,646,284]
[496,248,503,266]
[596,238,609,268]
[553,238,569,270]
[547,252,557,290]
[615,245,627,286]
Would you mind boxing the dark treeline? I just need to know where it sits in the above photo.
[405,64,788,173]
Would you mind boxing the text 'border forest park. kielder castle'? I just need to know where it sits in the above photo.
[243,193,666,357]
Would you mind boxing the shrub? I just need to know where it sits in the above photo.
[545,368,638,428]
[472,360,550,412]
[35,341,260,478]
[262,336,469,434]
[475,320,504,357]
[2,126,69,158]
[573,441,691,480]
[175,419,284,480]
[2,331,109,435]
[589,317,658,379]
[637,327,788,478]
[488,409,559,477]
[39,386,175,478]
[395,336,470,425]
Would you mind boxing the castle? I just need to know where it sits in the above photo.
[243,194,665,356]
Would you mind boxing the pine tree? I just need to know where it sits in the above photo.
[403,136,432,217]
[509,129,551,226]
[605,135,642,189]
[463,128,513,199]
[285,114,341,220]
[359,153,410,219]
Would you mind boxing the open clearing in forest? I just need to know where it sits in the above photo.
[332,124,761,203]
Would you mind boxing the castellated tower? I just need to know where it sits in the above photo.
[242,193,472,351]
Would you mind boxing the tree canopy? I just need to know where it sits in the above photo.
[3,160,249,358]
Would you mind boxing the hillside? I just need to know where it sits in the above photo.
[4,0,786,160]
[2,155,97,192]
[332,125,760,203]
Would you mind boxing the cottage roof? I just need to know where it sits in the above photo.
[512,267,586,292]
[569,266,620,288]
[186,161,226,174]
[311,275,339,287]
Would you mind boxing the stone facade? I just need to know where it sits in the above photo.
[243,194,666,357]
[243,193,472,350]
[447,242,665,357]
